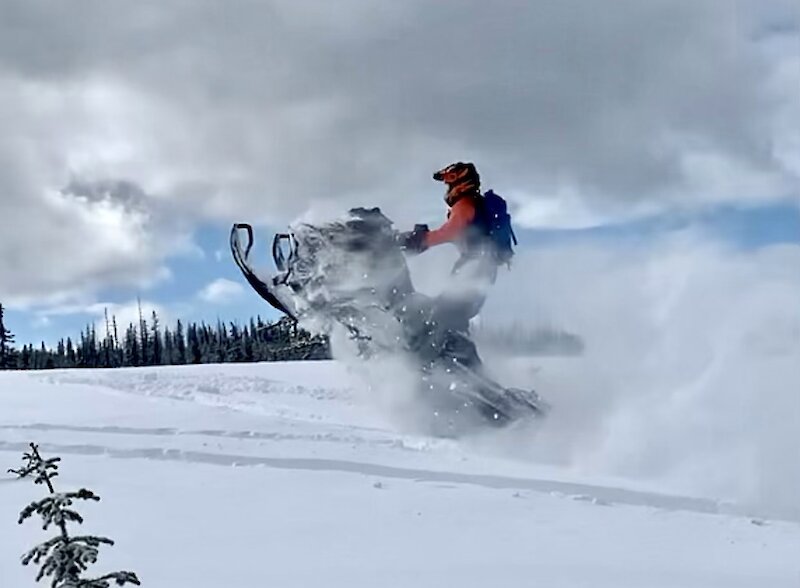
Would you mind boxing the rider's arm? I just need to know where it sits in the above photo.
[424,198,476,248]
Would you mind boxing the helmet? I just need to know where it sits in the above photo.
[433,162,480,204]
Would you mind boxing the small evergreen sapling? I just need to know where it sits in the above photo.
[9,443,141,588]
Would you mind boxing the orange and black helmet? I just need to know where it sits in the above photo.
[433,162,480,204]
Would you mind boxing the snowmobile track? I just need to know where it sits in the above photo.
[0,439,785,522]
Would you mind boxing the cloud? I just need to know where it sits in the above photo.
[28,298,172,342]
[0,85,192,307]
[0,76,194,308]
[1,1,798,304]
[92,300,172,336]
[197,278,244,305]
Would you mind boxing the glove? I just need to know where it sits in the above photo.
[399,224,429,254]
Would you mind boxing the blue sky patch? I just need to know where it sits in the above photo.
[6,202,799,347]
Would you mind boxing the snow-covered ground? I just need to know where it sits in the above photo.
[1,361,798,587]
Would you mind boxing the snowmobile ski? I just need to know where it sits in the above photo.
[230,223,298,321]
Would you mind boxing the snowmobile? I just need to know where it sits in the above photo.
[230,207,548,431]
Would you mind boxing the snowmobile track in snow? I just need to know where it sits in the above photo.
[0,422,419,451]
[0,438,776,522]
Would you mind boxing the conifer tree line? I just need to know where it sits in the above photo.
[0,302,330,371]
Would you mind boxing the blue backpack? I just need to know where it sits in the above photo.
[476,189,518,265]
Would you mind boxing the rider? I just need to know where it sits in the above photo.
[400,162,500,334]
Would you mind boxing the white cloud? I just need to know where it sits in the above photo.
[0,77,197,308]
[0,1,797,306]
[197,278,244,305]
[28,298,172,341]
[86,300,171,334]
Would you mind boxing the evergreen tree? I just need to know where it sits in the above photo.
[19,344,32,370]
[226,322,244,362]
[137,299,149,366]
[125,324,140,367]
[112,315,120,349]
[150,311,162,366]
[88,325,98,368]
[243,325,255,362]
[2,307,332,371]
[174,319,187,365]
[56,340,66,369]
[163,326,174,366]
[103,308,113,368]
[0,303,16,369]
[187,324,201,364]
[10,443,141,587]
[66,338,76,368]
[40,342,55,370]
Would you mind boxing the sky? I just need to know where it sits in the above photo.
[0,0,798,347]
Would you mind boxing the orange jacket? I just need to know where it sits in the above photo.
[424,197,477,249]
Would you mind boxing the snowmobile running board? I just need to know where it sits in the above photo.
[229,223,298,321]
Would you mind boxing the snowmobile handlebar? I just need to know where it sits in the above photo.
[229,223,298,320]
[230,223,294,280]
[272,233,293,273]
[232,223,255,259]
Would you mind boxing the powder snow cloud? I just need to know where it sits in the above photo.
[476,235,800,517]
